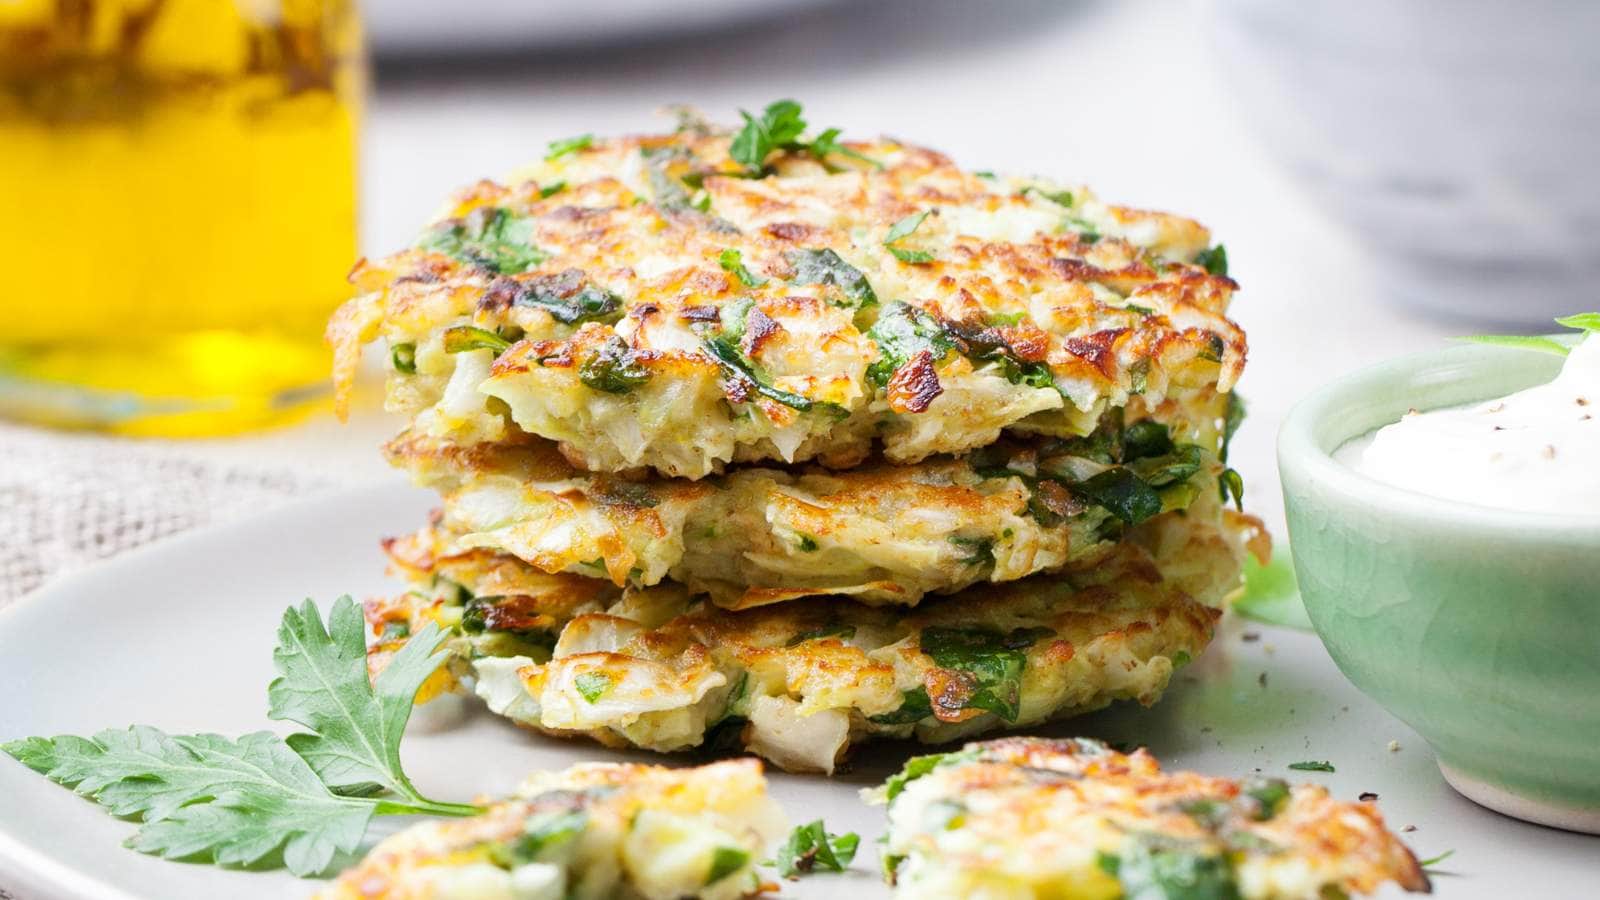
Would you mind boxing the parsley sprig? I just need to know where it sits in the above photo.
[1459,312,1598,356]
[769,819,859,878]
[729,99,880,175]
[2,598,478,876]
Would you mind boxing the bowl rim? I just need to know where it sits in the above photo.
[1277,340,1600,531]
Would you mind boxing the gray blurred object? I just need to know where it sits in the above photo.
[367,0,844,55]
[1210,0,1600,325]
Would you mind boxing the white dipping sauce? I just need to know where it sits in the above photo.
[1343,335,1600,515]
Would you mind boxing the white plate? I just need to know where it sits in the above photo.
[0,483,1593,898]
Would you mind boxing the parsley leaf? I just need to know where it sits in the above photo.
[1073,467,1163,525]
[488,809,587,867]
[772,820,860,878]
[879,749,979,802]
[441,325,511,355]
[2,598,477,877]
[730,99,808,174]
[884,211,929,244]
[704,333,821,412]
[707,846,752,885]
[579,335,650,394]
[545,133,593,161]
[867,688,933,725]
[786,248,878,307]
[418,207,545,275]
[1220,393,1246,463]
[1195,244,1229,277]
[865,302,957,387]
[1023,185,1074,207]
[730,99,877,173]
[511,271,624,326]
[719,248,768,287]
[1111,838,1240,900]
[884,211,934,264]
[267,598,472,808]
[807,127,882,169]
[1241,777,1290,821]
[785,624,856,647]
[1220,468,1245,511]
[918,626,1053,721]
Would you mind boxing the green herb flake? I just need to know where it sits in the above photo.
[808,127,882,169]
[884,210,929,244]
[947,535,996,567]
[868,688,933,725]
[797,534,819,552]
[917,626,1053,721]
[703,333,825,412]
[390,342,417,374]
[573,671,612,703]
[418,207,545,275]
[1221,393,1247,463]
[490,808,587,867]
[771,819,860,878]
[1112,838,1240,900]
[545,133,593,161]
[1220,468,1246,511]
[579,335,651,394]
[1023,185,1074,207]
[442,325,512,355]
[785,624,857,647]
[513,277,623,327]
[1287,760,1335,772]
[864,302,957,387]
[1242,777,1290,821]
[1074,467,1164,525]
[706,845,751,885]
[1195,244,1229,277]
[718,248,768,287]
[538,180,566,198]
[786,248,878,307]
[880,749,978,802]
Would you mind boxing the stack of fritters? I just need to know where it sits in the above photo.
[332,114,1265,773]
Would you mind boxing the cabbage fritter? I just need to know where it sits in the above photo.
[329,111,1245,478]
[871,737,1430,899]
[315,759,783,900]
[366,538,1217,774]
[384,408,1230,609]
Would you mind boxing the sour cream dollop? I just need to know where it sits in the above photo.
[1351,335,1600,515]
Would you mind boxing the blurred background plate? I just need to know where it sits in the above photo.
[368,0,848,55]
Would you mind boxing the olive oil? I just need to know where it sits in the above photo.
[0,0,362,436]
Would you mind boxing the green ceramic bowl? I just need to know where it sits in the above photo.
[1278,343,1600,834]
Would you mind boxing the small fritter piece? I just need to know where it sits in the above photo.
[328,121,1245,478]
[367,541,1217,774]
[384,408,1227,609]
[315,759,784,900]
[870,737,1430,900]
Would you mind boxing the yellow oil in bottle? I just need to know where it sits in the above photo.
[0,0,362,436]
